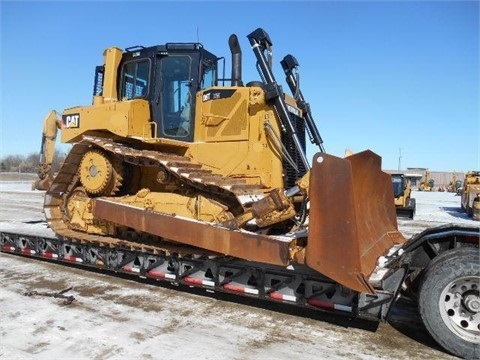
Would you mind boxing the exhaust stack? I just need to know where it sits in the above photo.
[228,34,243,86]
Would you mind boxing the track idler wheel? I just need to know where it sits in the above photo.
[79,149,123,196]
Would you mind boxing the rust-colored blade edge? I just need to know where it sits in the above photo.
[92,198,291,267]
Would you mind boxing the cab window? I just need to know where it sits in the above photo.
[120,60,150,99]
[202,64,216,89]
[160,55,192,138]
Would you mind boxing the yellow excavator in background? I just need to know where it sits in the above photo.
[419,169,434,191]
[446,172,462,194]
[4,28,478,359]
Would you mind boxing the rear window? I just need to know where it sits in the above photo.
[120,60,150,99]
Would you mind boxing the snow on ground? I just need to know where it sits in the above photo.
[0,181,54,237]
[1,182,477,360]
[397,190,478,239]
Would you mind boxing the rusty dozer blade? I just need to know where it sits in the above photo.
[305,150,405,294]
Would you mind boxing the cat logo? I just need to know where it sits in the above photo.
[202,89,235,102]
[62,114,80,128]
[202,93,211,102]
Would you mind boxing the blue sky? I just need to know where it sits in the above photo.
[1,1,478,172]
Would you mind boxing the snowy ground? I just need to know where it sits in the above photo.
[397,190,476,239]
[0,182,478,360]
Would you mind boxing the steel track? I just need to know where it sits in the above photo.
[44,135,265,254]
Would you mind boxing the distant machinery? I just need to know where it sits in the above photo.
[460,171,480,217]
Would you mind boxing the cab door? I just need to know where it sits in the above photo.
[151,54,197,142]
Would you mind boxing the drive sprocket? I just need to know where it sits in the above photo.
[79,149,123,196]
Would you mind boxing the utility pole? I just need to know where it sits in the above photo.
[398,148,402,171]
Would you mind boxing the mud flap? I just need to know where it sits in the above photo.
[305,150,405,294]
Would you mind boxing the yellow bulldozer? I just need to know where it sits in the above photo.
[3,28,478,359]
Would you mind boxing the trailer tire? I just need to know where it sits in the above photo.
[418,246,480,359]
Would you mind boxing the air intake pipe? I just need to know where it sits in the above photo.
[228,34,243,86]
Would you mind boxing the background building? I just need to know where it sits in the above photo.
[384,168,465,191]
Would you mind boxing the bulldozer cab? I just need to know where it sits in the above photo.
[96,44,219,142]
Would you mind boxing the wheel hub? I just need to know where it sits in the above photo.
[440,276,480,342]
[89,165,99,177]
[464,293,480,313]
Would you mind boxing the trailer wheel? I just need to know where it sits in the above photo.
[419,247,480,359]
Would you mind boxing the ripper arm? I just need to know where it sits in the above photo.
[32,110,61,190]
